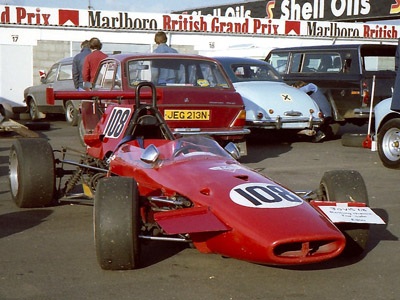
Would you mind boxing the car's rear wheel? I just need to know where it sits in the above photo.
[65,100,78,126]
[378,119,400,169]
[9,138,56,208]
[94,177,141,270]
[319,170,369,257]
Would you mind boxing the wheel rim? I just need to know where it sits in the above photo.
[382,127,400,162]
[29,101,37,120]
[66,103,74,122]
[9,150,19,197]
[78,118,86,144]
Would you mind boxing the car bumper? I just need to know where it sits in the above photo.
[172,128,250,136]
[246,115,323,130]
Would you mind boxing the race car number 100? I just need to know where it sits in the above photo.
[103,107,132,138]
[230,183,303,208]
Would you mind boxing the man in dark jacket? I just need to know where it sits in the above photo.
[72,40,91,90]
[391,38,400,112]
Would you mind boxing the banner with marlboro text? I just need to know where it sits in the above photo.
[0,5,399,40]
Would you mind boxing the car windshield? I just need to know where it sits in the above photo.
[157,136,233,163]
[127,58,230,88]
[230,63,281,82]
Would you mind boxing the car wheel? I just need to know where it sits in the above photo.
[9,138,56,208]
[341,133,367,147]
[65,100,78,126]
[28,99,40,121]
[319,170,369,257]
[378,119,400,169]
[77,115,86,147]
[94,177,141,270]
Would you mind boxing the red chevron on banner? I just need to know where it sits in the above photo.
[59,9,79,26]
[285,21,300,35]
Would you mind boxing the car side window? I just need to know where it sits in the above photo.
[58,64,72,81]
[290,53,302,73]
[301,53,342,73]
[267,53,288,74]
[45,65,58,84]
[94,63,107,89]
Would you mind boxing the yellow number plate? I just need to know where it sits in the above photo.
[164,110,210,121]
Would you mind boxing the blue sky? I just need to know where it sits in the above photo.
[1,0,241,13]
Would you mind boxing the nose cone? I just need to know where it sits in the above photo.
[191,180,346,265]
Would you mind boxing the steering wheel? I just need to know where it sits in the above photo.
[173,145,203,157]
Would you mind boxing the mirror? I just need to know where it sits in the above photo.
[140,144,159,163]
[224,142,241,160]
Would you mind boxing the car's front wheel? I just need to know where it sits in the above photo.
[378,119,400,169]
[65,100,79,126]
[28,99,41,121]
[9,138,56,208]
[319,170,369,257]
[94,177,141,270]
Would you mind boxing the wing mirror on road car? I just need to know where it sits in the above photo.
[224,142,241,160]
[140,144,160,164]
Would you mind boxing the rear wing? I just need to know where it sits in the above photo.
[46,87,163,106]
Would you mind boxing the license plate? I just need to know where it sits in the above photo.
[164,110,210,121]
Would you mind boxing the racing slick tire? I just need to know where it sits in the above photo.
[377,119,400,169]
[65,100,78,126]
[94,177,141,270]
[341,133,367,147]
[9,138,56,208]
[319,170,369,257]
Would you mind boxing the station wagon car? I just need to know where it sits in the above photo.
[266,44,396,128]
[214,57,323,137]
[23,57,79,125]
[80,53,249,154]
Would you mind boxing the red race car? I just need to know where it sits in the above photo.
[9,83,384,270]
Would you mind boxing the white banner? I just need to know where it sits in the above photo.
[0,5,399,40]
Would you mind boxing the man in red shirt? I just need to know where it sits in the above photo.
[83,37,107,87]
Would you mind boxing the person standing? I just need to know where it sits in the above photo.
[391,38,400,112]
[152,31,178,84]
[72,40,91,90]
[83,37,107,87]
[153,31,178,54]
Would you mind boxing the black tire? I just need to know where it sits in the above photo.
[9,138,55,208]
[94,177,141,270]
[341,133,367,147]
[65,101,79,126]
[77,115,86,147]
[378,119,400,169]
[25,122,51,131]
[319,170,369,257]
[28,99,40,121]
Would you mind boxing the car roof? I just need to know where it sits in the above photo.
[214,56,270,65]
[269,43,396,53]
[58,57,73,64]
[104,53,219,63]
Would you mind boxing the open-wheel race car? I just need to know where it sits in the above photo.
[9,82,384,270]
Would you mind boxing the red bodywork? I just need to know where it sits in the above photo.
[81,98,347,266]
